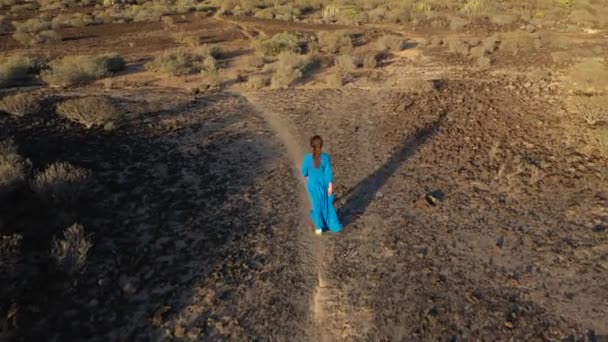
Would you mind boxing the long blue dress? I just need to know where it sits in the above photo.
[301,152,343,232]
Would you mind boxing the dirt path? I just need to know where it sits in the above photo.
[241,92,355,341]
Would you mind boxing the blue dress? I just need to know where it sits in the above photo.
[301,152,343,232]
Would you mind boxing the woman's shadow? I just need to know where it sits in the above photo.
[338,111,448,227]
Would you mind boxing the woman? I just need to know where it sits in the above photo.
[301,135,343,235]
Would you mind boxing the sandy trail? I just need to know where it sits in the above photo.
[241,92,350,341]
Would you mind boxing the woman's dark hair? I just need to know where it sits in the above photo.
[310,135,323,168]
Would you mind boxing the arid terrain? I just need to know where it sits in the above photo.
[1,0,608,341]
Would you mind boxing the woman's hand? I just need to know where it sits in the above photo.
[328,183,333,196]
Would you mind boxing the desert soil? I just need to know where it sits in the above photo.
[2,10,608,342]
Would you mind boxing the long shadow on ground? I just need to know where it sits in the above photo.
[0,92,310,340]
[339,111,448,227]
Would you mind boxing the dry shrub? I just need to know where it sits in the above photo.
[0,15,14,34]
[51,13,93,29]
[317,30,353,54]
[0,92,42,117]
[447,37,472,56]
[13,29,61,46]
[377,34,407,51]
[564,59,608,93]
[335,54,360,71]
[271,51,311,89]
[32,162,92,205]
[567,96,608,126]
[0,234,21,273]
[42,54,125,87]
[247,74,270,90]
[56,96,120,128]
[173,32,200,47]
[462,0,489,17]
[13,18,50,33]
[0,57,36,88]
[252,32,300,57]
[363,54,378,68]
[52,223,92,275]
[146,47,219,76]
[326,71,344,87]
[0,138,25,196]
[246,55,267,69]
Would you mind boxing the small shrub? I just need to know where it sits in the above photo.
[448,16,470,30]
[42,54,125,87]
[246,55,267,69]
[401,77,434,92]
[146,48,208,76]
[247,74,270,90]
[0,92,42,117]
[0,15,14,34]
[377,35,407,51]
[326,71,344,87]
[335,54,359,71]
[363,54,378,69]
[567,96,608,125]
[271,51,311,89]
[252,32,300,57]
[51,13,93,29]
[0,138,25,195]
[52,223,92,275]
[13,29,62,46]
[447,37,472,56]
[462,0,489,17]
[56,96,121,128]
[133,9,163,23]
[317,30,353,54]
[173,32,200,47]
[0,234,21,272]
[0,57,36,88]
[32,162,92,204]
[13,18,50,33]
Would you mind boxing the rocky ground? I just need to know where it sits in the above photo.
[0,90,317,340]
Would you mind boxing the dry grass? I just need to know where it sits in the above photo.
[42,54,125,87]
[564,59,608,93]
[145,46,220,76]
[271,51,311,89]
[252,32,301,57]
[0,92,42,117]
[52,223,92,275]
[56,96,120,129]
[13,29,62,46]
[317,30,353,54]
[32,162,92,205]
[0,138,25,196]
[377,35,407,51]
[566,96,608,125]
